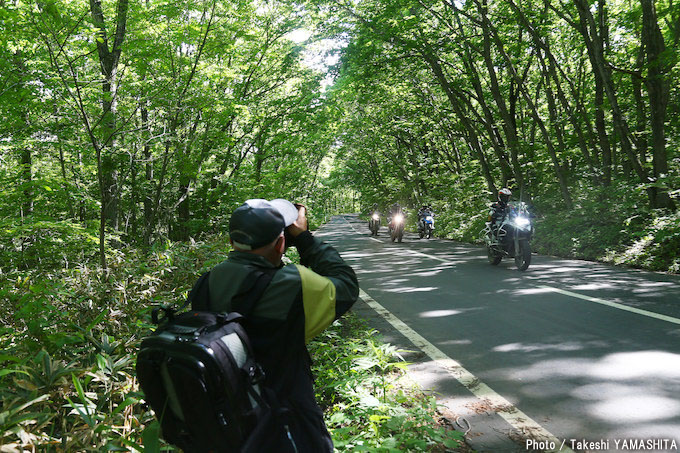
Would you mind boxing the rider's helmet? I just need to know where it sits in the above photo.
[498,188,512,204]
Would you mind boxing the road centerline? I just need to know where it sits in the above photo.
[358,288,572,452]
[539,285,680,326]
[339,215,680,326]
[341,216,451,258]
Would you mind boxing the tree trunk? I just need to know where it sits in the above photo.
[14,52,33,218]
[89,0,129,237]
[477,11,526,197]
[572,0,652,198]
[632,45,647,166]
[641,0,675,209]
[451,15,514,185]
[422,50,497,195]
[476,0,572,207]
[512,0,601,188]
[596,1,612,185]
[141,96,154,243]
[20,146,33,218]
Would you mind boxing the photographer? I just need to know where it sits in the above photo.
[208,198,359,452]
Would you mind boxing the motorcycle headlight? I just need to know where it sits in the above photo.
[372,214,379,220]
[514,216,530,229]
[394,214,403,224]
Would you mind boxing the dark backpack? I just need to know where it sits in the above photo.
[136,267,297,453]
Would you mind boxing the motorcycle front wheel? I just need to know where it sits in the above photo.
[515,240,531,271]
[397,229,403,243]
[427,227,433,239]
[488,247,502,265]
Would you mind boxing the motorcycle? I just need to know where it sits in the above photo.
[388,212,405,243]
[417,212,435,239]
[368,212,380,236]
[481,202,533,271]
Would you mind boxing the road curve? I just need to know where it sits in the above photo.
[315,214,680,452]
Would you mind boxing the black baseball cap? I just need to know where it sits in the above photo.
[229,198,299,250]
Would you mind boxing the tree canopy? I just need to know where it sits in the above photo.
[1,0,679,269]
[1,0,680,449]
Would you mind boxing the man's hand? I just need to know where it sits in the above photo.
[286,204,308,237]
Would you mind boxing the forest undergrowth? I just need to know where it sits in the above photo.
[399,182,680,274]
[0,231,464,451]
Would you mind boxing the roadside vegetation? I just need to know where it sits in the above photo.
[311,314,464,452]
[0,233,465,451]
[328,0,679,274]
[384,182,680,274]
[2,0,679,449]
[367,179,680,274]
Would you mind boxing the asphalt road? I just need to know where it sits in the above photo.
[315,214,680,452]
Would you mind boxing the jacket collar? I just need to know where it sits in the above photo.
[228,250,280,269]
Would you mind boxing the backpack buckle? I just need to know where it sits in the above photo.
[248,364,265,385]
[152,305,176,325]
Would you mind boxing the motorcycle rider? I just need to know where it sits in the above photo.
[489,188,512,243]
[388,203,403,230]
[369,203,381,236]
[389,203,403,221]
[417,204,433,223]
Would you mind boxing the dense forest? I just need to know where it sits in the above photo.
[1,0,679,449]
[1,0,679,274]
[326,0,680,270]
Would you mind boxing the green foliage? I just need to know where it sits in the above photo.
[525,181,680,273]
[604,210,680,272]
[0,234,232,450]
[309,315,464,451]
[0,231,464,450]
[0,218,100,271]
[530,183,639,260]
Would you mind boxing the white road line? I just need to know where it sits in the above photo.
[342,216,383,242]
[342,216,450,250]
[339,216,679,326]
[343,216,362,235]
[405,248,451,263]
[540,285,680,325]
[359,288,572,452]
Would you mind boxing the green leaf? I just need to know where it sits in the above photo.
[142,420,161,453]
[96,353,107,371]
[329,411,347,424]
[71,373,90,417]
[368,414,390,423]
[444,437,461,448]
[0,369,30,378]
[0,355,23,364]
[111,397,138,416]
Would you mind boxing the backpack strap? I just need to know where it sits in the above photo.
[188,266,277,316]
[230,267,277,317]
[187,271,211,309]
[151,271,212,324]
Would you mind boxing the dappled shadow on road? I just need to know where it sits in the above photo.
[486,349,680,441]
[318,215,680,443]
[507,260,680,318]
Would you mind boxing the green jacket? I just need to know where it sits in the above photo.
[208,230,359,452]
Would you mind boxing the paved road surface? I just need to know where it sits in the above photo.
[315,215,680,452]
